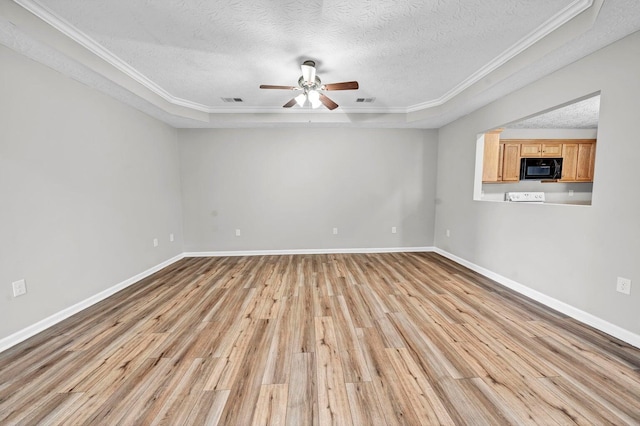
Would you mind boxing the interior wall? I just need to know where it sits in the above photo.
[179,128,438,252]
[435,31,640,337]
[0,46,184,340]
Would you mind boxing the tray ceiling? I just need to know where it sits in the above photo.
[2,0,640,127]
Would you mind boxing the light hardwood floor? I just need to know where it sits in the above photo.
[1,252,639,425]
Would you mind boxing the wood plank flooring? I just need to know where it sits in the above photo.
[1,252,639,425]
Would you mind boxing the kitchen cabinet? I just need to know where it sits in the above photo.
[482,129,504,183]
[520,142,562,157]
[560,140,596,182]
[502,143,521,181]
[482,137,595,184]
[560,144,578,181]
[576,142,596,181]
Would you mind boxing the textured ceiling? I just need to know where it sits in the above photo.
[507,95,600,129]
[2,0,640,127]
[35,0,581,110]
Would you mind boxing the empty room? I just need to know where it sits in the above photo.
[1,0,640,424]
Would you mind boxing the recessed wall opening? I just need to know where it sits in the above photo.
[474,93,600,206]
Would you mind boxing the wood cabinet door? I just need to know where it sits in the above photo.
[482,132,502,182]
[520,144,541,157]
[541,143,562,157]
[498,143,504,181]
[561,144,578,181]
[502,143,521,181]
[576,143,596,181]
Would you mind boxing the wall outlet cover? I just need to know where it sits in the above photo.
[12,279,27,297]
[616,277,631,295]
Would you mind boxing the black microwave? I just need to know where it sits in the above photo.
[520,157,563,180]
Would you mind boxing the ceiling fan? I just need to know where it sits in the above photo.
[260,60,359,110]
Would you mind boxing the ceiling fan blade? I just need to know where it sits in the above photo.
[323,81,359,91]
[283,98,297,108]
[260,84,298,90]
[319,93,338,110]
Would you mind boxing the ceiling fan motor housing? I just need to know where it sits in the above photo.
[298,76,322,91]
[300,60,319,87]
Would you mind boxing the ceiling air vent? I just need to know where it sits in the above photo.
[221,97,244,103]
[356,97,376,103]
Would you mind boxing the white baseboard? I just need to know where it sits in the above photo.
[0,253,185,353]
[4,246,637,353]
[0,247,431,353]
[184,246,435,257]
[433,248,640,349]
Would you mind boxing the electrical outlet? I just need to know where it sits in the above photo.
[235,229,241,237]
[616,277,631,295]
[169,233,174,242]
[446,229,451,237]
[332,227,338,235]
[391,226,397,234]
[12,279,27,297]
[153,238,159,247]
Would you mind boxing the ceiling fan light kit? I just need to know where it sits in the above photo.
[307,90,321,108]
[260,60,359,110]
[296,90,321,108]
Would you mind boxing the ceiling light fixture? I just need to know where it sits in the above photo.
[308,90,321,109]
[294,89,322,108]
[260,60,358,110]
[295,93,306,106]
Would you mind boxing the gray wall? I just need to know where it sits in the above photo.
[3,26,639,347]
[435,31,640,335]
[0,46,184,339]
[179,128,438,252]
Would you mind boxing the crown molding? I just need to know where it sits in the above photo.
[13,0,593,117]
[13,0,213,112]
[406,0,594,113]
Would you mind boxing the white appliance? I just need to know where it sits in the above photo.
[505,192,545,203]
